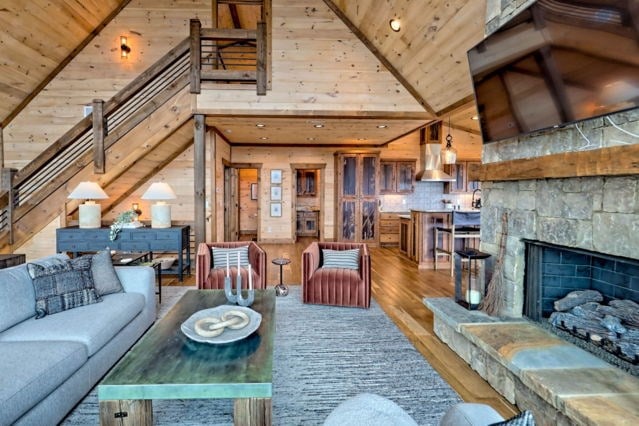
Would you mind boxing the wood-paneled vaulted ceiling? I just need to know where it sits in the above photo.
[1,0,486,143]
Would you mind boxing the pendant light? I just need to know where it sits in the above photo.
[442,117,457,165]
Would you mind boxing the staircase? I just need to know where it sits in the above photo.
[0,19,266,253]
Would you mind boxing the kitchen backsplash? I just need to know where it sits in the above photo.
[380,181,474,212]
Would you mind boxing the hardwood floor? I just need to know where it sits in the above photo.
[166,239,518,418]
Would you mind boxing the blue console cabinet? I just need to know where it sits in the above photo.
[56,225,191,281]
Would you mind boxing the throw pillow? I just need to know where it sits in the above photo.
[322,248,360,270]
[27,256,102,319]
[489,410,535,426]
[212,246,250,269]
[90,250,124,296]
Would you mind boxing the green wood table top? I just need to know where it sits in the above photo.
[98,289,275,400]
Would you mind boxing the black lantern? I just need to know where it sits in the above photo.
[454,249,492,310]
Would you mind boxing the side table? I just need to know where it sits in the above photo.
[271,258,291,297]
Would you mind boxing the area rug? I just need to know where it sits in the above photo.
[62,286,461,425]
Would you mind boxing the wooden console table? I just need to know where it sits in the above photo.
[56,225,191,281]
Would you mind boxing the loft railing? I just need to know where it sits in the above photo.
[189,18,267,95]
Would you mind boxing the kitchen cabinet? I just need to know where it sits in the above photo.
[335,152,380,245]
[399,216,411,256]
[444,161,481,193]
[409,211,452,269]
[380,212,400,247]
[380,160,415,194]
[296,170,317,197]
[296,210,319,237]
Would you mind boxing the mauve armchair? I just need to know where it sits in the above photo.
[196,241,267,290]
[302,242,371,308]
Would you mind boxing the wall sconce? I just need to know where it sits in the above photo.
[141,182,177,228]
[68,182,109,228]
[389,19,401,32]
[120,36,131,59]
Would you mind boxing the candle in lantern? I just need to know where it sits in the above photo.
[226,252,230,277]
[237,252,241,275]
[248,264,252,290]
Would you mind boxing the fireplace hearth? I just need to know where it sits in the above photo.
[524,240,639,375]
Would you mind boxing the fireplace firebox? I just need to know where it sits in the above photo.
[523,240,639,373]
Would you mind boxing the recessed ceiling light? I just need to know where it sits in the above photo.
[259,136,269,140]
[307,137,315,141]
[377,124,388,129]
[357,138,367,141]
[256,123,266,128]
[389,19,401,32]
[313,123,324,128]
[471,115,479,121]
[225,129,232,133]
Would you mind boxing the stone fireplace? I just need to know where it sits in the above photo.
[424,1,639,423]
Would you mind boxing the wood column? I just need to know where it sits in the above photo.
[233,398,272,426]
[92,99,105,174]
[189,19,202,94]
[256,21,267,95]
[209,130,217,242]
[194,114,206,248]
[99,399,152,426]
[0,126,4,170]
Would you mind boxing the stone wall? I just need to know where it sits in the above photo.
[479,0,639,317]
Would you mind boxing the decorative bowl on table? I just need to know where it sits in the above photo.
[181,305,262,344]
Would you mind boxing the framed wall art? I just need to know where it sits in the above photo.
[270,186,282,201]
[270,169,282,184]
[270,202,282,217]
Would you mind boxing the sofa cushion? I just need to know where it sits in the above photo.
[322,248,359,270]
[90,250,124,296]
[0,341,87,426]
[212,246,249,269]
[0,254,69,332]
[0,292,145,356]
[27,256,101,319]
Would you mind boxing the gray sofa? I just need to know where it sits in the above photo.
[0,254,156,426]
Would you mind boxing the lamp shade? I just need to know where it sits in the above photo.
[141,182,177,200]
[68,182,109,200]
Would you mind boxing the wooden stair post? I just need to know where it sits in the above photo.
[190,19,202,94]
[93,99,106,174]
[1,168,17,245]
[194,114,206,248]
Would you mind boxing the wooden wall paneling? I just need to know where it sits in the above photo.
[196,0,425,115]
[215,132,232,242]
[194,114,206,247]
[0,0,127,127]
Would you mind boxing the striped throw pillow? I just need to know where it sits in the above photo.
[212,246,250,269]
[322,248,360,270]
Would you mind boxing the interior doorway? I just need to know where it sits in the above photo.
[224,164,261,242]
[291,163,326,241]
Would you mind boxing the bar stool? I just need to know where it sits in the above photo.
[434,211,481,276]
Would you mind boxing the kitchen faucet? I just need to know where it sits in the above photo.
[472,188,482,209]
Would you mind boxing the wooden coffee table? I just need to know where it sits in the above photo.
[98,289,275,425]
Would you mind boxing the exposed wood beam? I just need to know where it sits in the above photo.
[381,123,433,147]
[1,0,133,128]
[201,70,256,81]
[194,114,207,248]
[217,0,263,4]
[204,111,431,119]
[212,0,218,27]
[435,95,476,118]
[478,144,639,181]
[200,28,257,40]
[92,99,105,174]
[450,123,481,136]
[322,0,436,117]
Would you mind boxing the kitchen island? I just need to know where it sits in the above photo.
[400,209,480,269]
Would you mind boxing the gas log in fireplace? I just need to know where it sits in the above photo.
[524,240,639,374]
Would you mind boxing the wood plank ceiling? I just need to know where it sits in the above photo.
[0,0,486,146]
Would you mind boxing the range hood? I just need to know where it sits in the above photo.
[415,123,455,182]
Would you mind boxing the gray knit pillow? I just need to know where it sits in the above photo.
[89,250,123,296]
[27,256,101,319]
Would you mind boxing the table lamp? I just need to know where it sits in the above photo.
[68,182,109,228]
[141,182,177,228]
